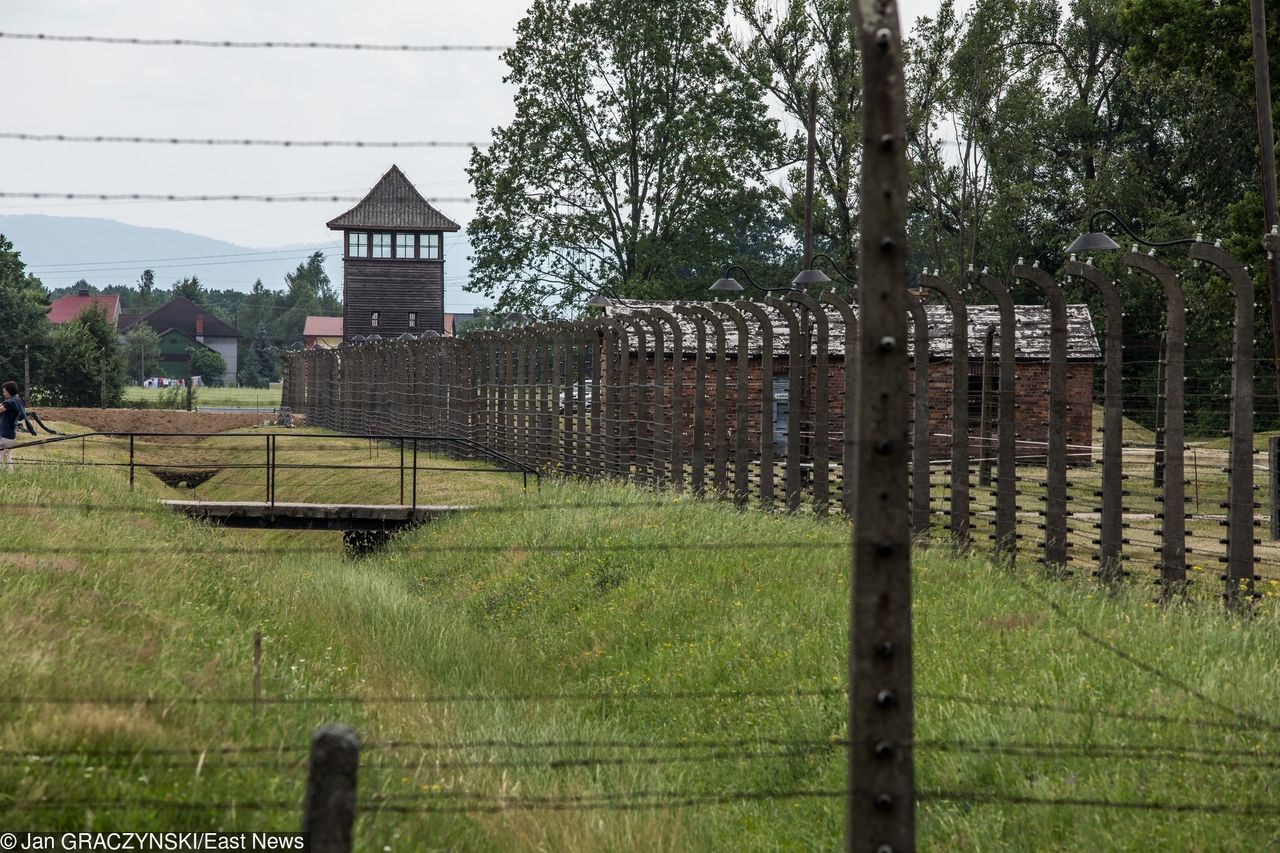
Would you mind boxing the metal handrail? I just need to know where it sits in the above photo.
[13,430,539,508]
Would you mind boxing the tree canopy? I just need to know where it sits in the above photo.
[0,235,51,393]
[467,0,786,313]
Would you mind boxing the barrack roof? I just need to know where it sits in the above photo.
[602,300,1101,361]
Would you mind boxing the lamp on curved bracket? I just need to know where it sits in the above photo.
[709,263,800,294]
[1067,209,1197,254]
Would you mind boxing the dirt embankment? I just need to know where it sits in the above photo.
[32,407,270,439]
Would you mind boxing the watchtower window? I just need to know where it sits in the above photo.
[347,232,368,258]
[372,233,392,259]
[408,312,418,328]
[370,311,380,328]
[421,233,442,260]
[395,233,414,259]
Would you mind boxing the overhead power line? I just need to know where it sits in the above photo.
[0,31,509,52]
[0,192,475,204]
[26,244,340,270]
[0,132,487,149]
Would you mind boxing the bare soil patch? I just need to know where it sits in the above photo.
[35,408,268,440]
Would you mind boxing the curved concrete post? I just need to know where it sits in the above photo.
[733,300,778,510]
[645,308,685,488]
[1191,240,1256,611]
[673,306,708,496]
[619,317,649,483]
[686,305,730,499]
[918,271,970,548]
[1012,261,1069,570]
[514,324,543,467]
[966,269,1018,559]
[713,303,752,508]
[787,290,831,516]
[599,316,632,479]
[556,320,583,476]
[573,320,594,477]
[821,291,859,519]
[632,313,667,486]
[905,290,931,535]
[763,297,805,511]
[582,319,608,477]
[977,325,996,488]
[1065,258,1125,583]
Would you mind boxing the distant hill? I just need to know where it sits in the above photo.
[0,213,476,307]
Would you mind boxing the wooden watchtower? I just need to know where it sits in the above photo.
[327,165,460,339]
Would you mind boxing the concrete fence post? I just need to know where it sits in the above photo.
[918,271,969,549]
[1125,251,1187,594]
[1195,238,1257,612]
[847,0,913,844]
[1012,260,1070,571]
[1271,436,1280,541]
[301,724,359,853]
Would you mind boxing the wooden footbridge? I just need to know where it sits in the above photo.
[159,499,471,530]
[16,430,535,537]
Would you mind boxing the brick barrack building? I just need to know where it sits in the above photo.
[602,300,1101,460]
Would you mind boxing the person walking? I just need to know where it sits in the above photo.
[1,380,26,473]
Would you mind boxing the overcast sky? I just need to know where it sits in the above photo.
[0,0,947,306]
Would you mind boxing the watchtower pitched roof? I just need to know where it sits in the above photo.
[326,165,461,232]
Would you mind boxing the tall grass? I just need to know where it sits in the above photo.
[0,455,1278,849]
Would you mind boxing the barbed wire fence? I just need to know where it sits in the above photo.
[6,15,1280,851]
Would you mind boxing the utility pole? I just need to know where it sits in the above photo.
[804,79,817,268]
[23,343,30,395]
[1251,0,1280,411]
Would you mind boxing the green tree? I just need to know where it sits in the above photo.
[238,322,274,388]
[189,347,227,387]
[44,306,125,406]
[0,235,51,394]
[170,275,206,305]
[137,269,160,311]
[467,0,785,313]
[734,0,862,271]
[123,323,161,384]
[272,253,332,345]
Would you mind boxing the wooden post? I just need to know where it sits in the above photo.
[301,724,359,853]
[252,631,262,715]
[100,350,108,409]
[848,0,913,848]
[23,343,30,396]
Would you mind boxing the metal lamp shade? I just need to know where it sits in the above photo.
[586,294,611,307]
[709,277,745,293]
[1066,231,1121,254]
[791,268,832,288]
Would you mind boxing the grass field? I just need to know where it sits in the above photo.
[2,418,1279,849]
[123,385,284,409]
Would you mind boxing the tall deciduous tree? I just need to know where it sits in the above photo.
[0,235,51,392]
[124,323,161,384]
[467,0,785,312]
[44,305,125,407]
[734,0,861,272]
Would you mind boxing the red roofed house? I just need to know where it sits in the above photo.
[48,288,122,329]
[304,316,344,349]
